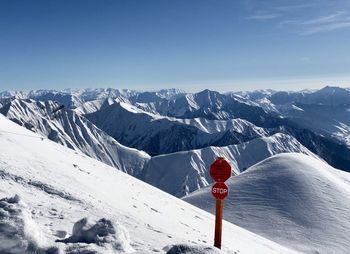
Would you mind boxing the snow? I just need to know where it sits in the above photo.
[73,97,117,115]
[0,195,53,253]
[164,244,221,254]
[58,217,134,253]
[86,101,268,156]
[0,114,298,253]
[141,133,317,197]
[0,99,150,176]
[184,153,350,253]
[174,117,267,136]
[279,103,350,147]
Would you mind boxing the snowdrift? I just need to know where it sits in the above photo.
[184,153,350,253]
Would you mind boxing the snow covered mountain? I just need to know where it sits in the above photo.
[184,153,350,253]
[269,86,350,106]
[84,97,350,172]
[0,114,297,254]
[0,98,150,175]
[281,103,350,147]
[140,134,317,197]
[240,86,350,149]
[132,89,279,126]
[0,90,27,99]
[74,96,129,115]
[86,101,268,155]
[2,87,350,172]
[0,88,186,110]
[0,98,320,200]
[129,88,186,103]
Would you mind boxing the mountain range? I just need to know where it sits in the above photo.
[1,86,350,253]
[2,86,350,172]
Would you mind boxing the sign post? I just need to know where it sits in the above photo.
[209,157,232,249]
[214,199,223,248]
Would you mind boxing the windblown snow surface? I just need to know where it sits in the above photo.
[184,153,350,253]
[0,114,297,253]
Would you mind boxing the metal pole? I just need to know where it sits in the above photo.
[214,199,223,249]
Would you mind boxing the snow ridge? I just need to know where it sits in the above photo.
[0,99,150,175]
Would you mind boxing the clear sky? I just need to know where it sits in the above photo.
[1,0,350,92]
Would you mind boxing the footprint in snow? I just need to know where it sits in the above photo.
[150,207,160,213]
[147,224,163,234]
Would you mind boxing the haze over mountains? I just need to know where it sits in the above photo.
[1,86,350,253]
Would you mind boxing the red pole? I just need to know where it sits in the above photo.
[214,199,223,249]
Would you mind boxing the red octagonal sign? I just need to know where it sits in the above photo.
[212,182,229,200]
[210,157,231,182]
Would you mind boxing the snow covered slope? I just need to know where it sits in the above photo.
[73,96,129,115]
[73,98,115,115]
[141,133,317,197]
[184,153,350,253]
[174,117,267,135]
[255,86,350,147]
[86,102,267,155]
[269,86,350,106]
[0,99,150,175]
[133,89,277,126]
[279,103,350,148]
[0,114,298,253]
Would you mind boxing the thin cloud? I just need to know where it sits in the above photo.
[301,11,345,25]
[246,2,350,35]
[302,21,350,35]
[273,3,317,12]
[275,10,350,35]
[246,13,280,21]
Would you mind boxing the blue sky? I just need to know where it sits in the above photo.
[1,0,350,92]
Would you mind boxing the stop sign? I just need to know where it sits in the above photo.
[212,182,229,200]
[210,157,231,182]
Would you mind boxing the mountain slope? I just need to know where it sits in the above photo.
[0,114,297,253]
[73,96,130,115]
[86,102,267,155]
[136,89,280,126]
[269,86,350,106]
[184,153,350,253]
[141,133,317,197]
[0,99,150,175]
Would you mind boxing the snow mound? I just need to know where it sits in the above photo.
[58,217,133,253]
[184,153,350,253]
[0,195,57,254]
[165,244,221,254]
